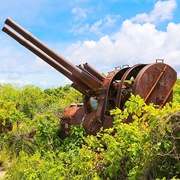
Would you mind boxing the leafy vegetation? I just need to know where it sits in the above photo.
[0,80,180,180]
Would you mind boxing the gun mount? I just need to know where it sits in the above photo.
[2,18,177,139]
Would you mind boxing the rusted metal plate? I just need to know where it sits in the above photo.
[105,67,130,113]
[95,69,120,121]
[132,62,177,106]
[60,104,100,138]
[116,64,146,109]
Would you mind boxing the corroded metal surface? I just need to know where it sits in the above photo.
[2,18,177,139]
[115,64,146,109]
[132,62,177,107]
[60,104,99,138]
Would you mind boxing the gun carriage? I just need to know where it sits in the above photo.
[2,18,177,139]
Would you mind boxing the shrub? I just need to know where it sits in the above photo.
[3,93,180,180]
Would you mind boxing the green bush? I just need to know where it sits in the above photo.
[3,94,180,180]
[0,81,180,179]
[31,111,61,153]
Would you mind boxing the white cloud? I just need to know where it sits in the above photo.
[104,14,121,27]
[29,57,54,72]
[89,20,103,35]
[65,35,113,66]
[62,1,179,79]
[70,23,90,35]
[131,0,177,24]
[0,79,7,84]
[71,7,89,22]
[40,80,48,87]
[24,80,33,85]
[0,78,24,86]
[70,8,121,36]
[7,72,23,79]
[65,18,180,76]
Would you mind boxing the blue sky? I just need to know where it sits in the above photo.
[0,0,179,89]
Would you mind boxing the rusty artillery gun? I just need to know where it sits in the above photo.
[2,18,177,139]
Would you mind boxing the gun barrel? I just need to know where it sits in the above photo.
[4,18,102,92]
[77,64,103,84]
[83,63,105,82]
[2,25,91,97]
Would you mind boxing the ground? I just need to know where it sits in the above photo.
[0,171,6,179]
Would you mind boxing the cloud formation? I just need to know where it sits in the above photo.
[70,7,121,36]
[131,0,177,24]
[65,0,179,75]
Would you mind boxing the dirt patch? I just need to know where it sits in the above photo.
[0,171,6,179]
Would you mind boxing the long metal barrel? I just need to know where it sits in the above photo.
[2,25,91,97]
[83,63,105,82]
[4,18,102,92]
[77,64,102,84]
